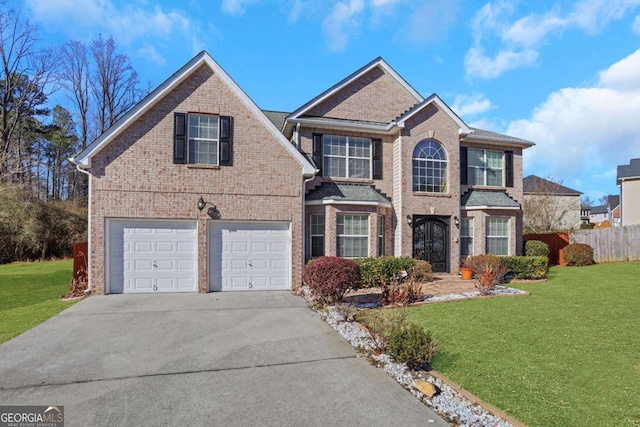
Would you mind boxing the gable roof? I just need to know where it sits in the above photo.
[617,158,640,184]
[395,93,470,135]
[523,175,582,196]
[71,51,316,177]
[287,57,423,123]
[608,194,620,208]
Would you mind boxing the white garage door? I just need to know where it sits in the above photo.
[209,222,291,291]
[108,220,198,294]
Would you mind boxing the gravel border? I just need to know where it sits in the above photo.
[302,286,529,427]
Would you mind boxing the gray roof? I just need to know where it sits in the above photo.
[306,183,391,205]
[591,205,608,214]
[523,175,582,195]
[468,127,535,147]
[608,195,620,208]
[617,158,640,183]
[262,110,289,131]
[461,190,520,209]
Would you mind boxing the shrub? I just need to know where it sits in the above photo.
[563,243,595,266]
[525,240,550,257]
[359,309,409,355]
[354,256,416,288]
[381,281,423,306]
[463,254,509,295]
[580,223,594,229]
[500,256,548,280]
[411,260,433,283]
[303,257,361,306]
[385,323,437,368]
[354,257,382,288]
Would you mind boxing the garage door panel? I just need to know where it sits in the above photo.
[209,222,291,291]
[109,220,197,294]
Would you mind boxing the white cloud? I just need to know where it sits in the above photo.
[322,0,365,51]
[464,47,538,80]
[451,93,495,118]
[632,14,640,33]
[400,0,458,45]
[221,0,263,15]
[466,0,640,79]
[506,49,640,186]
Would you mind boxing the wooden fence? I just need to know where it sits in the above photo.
[523,232,569,265]
[570,225,640,263]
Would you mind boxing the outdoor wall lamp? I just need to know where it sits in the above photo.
[406,215,413,225]
[197,196,215,211]
[454,216,460,226]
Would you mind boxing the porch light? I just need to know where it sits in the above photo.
[406,215,412,225]
[454,216,460,226]
[197,196,214,211]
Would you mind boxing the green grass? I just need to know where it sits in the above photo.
[0,259,79,344]
[362,262,640,427]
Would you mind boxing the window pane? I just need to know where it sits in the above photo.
[310,214,324,235]
[461,218,473,236]
[188,114,219,165]
[349,158,370,178]
[468,167,484,185]
[412,140,447,193]
[378,215,385,256]
[461,237,473,257]
[337,214,369,257]
[486,151,503,168]
[338,237,368,258]
[188,139,218,164]
[468,149,485,167]
[486,218,508,256]
[311,236,324,258]
[487,169,503,186]
[324,157,346,177]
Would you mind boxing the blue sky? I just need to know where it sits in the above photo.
[11,0,640,202]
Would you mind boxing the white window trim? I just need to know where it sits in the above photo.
[323,135,373,179]
[378,215,385,256]
[486,217,510,256]
[468,148,504,187]
[309,213,325,258]
[337,214,370,258]
[412,140,448,193]
[460,217,474,257]
[188,113,220,165]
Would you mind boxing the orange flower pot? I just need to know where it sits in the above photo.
[460,267,473,280]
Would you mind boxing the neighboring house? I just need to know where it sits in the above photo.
[522,175,582,232]
[617,158,640,226]
[580,205,591,225]
[71,52,534,295]
[590,195,621,227]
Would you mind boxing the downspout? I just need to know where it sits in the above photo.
[73,160,92,293]
[301,174,315,278]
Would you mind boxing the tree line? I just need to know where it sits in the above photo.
[0,4,148,263]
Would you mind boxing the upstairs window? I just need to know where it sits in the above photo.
[312,134,382,179]
[412,139,447,192]
[467,149,503,186]
[173,113,233,166]
[189,114,219,164]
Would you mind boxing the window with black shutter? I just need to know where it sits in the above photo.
[173,113,233,166]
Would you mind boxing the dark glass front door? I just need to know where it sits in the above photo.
[412,216,448,273]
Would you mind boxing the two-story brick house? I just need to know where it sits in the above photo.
[72,52,533,294]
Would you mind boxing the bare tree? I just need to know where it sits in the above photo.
[523,176,581,233]
[89,34,142,134]
[59,40,89,149]
[0,6,57,181]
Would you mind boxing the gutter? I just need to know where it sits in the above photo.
[72,158,92,293]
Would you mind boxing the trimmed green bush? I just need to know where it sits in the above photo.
[385,323,437,368]
[303,256,361,306]
[563,243,595,266]
[501,256,548,280]
[354,257,383,288]
[525,240,550,257]
[354,256,416,288]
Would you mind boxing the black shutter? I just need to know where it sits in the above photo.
[460,146,468,185]
[312,133,323,176]
[173,113,187,164]
[219,116,233,166]
[505,150,514,187]
[372,138,382,180]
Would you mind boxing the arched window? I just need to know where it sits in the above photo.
[412,139,447,192]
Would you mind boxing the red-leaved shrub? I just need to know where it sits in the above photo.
[563,243,595,266]
[303,257,361,306]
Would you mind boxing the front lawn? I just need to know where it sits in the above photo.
[364,262,640,427]
[0,259,78,344]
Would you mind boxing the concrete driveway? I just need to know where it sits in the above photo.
[0,292,448,426]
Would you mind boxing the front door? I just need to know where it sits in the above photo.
[412,216,449,273]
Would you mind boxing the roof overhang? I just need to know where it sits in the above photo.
[462,133,535,149]
[287,117,399,135]
[306,199,392,208]
[71,51,317,177]
[460,205,521,211]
